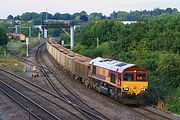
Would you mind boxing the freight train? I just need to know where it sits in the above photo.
[8,33,26,42]
[46,38,148,104]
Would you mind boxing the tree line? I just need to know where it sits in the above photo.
[7,8,179,25]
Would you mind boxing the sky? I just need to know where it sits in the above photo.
[1,0,180,19]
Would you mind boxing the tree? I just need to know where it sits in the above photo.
[75,16,81,21]
[116,11,128,20]
[14,15,21,21]
[110,11,117,19]
[40,12,53,20]
[165,8,173,14]
[172,8,178,13]
[157,54,180,88]
[53,13,61,20]
[80,15,88,22]
[0,28,8,46]
[88,12,103,21]
[7,15,13,20]
[60,13,72,20]
[33,18,42,25]
[21,12,33,21]
[72,12,82,19]
[0,22,8,56]
[80,11,87,16]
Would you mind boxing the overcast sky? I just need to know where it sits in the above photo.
[1,0,180,18]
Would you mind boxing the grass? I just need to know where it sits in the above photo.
[0,37,43,72]
[0,56,24,72]
[7,37,43,57]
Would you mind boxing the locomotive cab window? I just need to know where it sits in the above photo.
[136,73,146,81]
[123,73,134,81]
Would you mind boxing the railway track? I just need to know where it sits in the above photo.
[0,73,59,120]
[8,50,49,71]
[0,88,41,120]
[35,43,111,120]
[136,105,173,120]
[0,69,90,120]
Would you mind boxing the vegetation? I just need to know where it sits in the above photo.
[7,8,179,24]
[110,8,178,20]
[7,21,40,38]
[7,38,42,57]
[0,22,8,56]
[73,14,180,114]
[0,57,24,73]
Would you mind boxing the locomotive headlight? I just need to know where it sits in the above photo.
[123,87,129,91]
[141,88,146,92]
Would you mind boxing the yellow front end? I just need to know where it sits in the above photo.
[121,81,148,95]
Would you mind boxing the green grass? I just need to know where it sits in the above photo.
[0,38,43,72]
[165,87,180,114]
[0,56,24,72]
[7,38,43,57]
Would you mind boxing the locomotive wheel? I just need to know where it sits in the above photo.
[122,99,127,105]
[95,84,100,92]
[118,97,122,103]
[92,83,96,90]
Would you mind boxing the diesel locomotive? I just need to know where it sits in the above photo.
[46,38,148,104]
[8,33,26,42]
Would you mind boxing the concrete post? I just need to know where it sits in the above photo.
[38,32,41,39]
[70,26,74,50]
[15,25,18,33]
[44,29,48,38]
[26,38,29,57]
[29,27,31,38]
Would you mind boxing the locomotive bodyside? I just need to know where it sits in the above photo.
[8,33,26,42]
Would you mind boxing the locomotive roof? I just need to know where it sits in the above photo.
[89,57,136,73]
[8,33,25,36]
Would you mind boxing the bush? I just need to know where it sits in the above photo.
[157,53,180,88]
[165,87,180,114]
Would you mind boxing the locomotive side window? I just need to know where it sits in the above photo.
[92,65,96,75]
[123,73,134,81]
[110,73,116,84]
[136,73,146,81]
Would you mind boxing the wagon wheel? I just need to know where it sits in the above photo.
[88,81,93,89]
[84,79,89,86]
